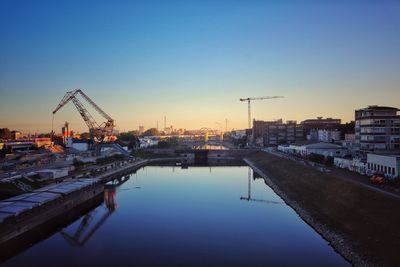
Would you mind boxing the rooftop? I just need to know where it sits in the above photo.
[357,105,399,112]
[304,142,345,149]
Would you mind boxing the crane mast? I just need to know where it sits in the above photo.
[53,89,115,143]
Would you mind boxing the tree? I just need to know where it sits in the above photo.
[339,121,355,139]
[117,132,139,150]
[73,158,85,168]
[128,130,140,137]
[80,132,90,140]
[157,137,179,148]
[38,133,51,138]
[142,128,160,136]
[339,121,355,134]
[308,153,325,164]
[0,128,11,140]
[232,136,248,148]
[0,146,11,158]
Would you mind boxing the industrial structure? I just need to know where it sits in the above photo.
[53,89,115,143]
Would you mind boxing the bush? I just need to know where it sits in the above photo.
[0,147,11,158]
[157,137,179,148]
[308,153,325,164]
[325,156,334,166]
[307,153,334,166]
[73,158,85,168]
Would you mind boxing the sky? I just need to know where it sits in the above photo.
[0,0,399,133]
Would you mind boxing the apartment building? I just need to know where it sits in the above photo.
[355,106,400,151]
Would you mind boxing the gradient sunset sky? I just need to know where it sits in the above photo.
[1,0,399,133]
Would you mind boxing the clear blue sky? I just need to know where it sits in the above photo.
[1,0,399,133]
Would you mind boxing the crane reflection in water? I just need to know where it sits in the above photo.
[240,168,284,205]
[58,168,282,248]
[59,175,130,247]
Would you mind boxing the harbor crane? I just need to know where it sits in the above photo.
[52,89,115,143]
[240,96,284,129]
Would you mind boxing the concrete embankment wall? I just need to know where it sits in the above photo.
[245,152,400,267]
[0,179,103,244]
[0,157,183,244]
[0,194,103,263]
[96,158,184,182]
[0,159,155,245]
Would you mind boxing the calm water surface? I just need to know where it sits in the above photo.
[2,166,349,267]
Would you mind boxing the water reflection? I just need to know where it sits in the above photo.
[192,144,228,150]
[0,195,103,264]
[240,168,284,205]
[59,181,122,247]
[0,175,130,264]
[1,166,349,267]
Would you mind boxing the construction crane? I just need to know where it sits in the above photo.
[239,96,284,129]
[53,89,115,143]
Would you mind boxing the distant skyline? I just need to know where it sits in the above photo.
[1,0,400,133]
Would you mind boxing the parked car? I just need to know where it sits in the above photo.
[370,174,386,184]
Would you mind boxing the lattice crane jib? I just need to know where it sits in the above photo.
[53,89,115,143]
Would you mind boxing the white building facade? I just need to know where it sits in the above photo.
[317,129,341,142]
[334,157,366,174]
[278,142,348,158]
[366,153,400,179]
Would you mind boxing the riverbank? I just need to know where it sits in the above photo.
[246,151,400,267]
[0,157,182,246]
[0,178,104,244]
[0,194,103,263]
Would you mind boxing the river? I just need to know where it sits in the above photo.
[1,165,349,267]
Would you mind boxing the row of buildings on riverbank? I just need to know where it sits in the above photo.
[251,105,400,179]
[252,117,344,146]
[253,105,400,151]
